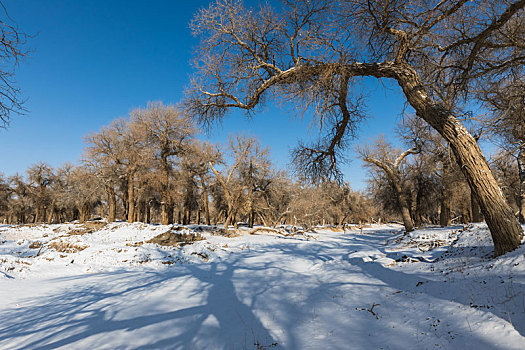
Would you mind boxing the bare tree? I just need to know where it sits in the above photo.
[358,136,418,231]
[186,0,524,255]
[131,102,195,224]
[208,134,255,228]
[26,162,54,223]
[86,118,149,223]
[482,77,525,222]
[182,140,221,225]
[0,2,29,128]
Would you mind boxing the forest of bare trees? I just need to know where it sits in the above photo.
[1,101,522,238]
[0,102,376,228]
[1,0,525,258]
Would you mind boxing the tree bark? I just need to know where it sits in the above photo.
[471,191,482,223]
[46,199,55,224]
[440,158,452,227]
[106,184,116,222]
[79,204,89,223]
[127,173,135,223]
[389,62,523,255]
[517,147,525,224]
[440,198,451,227]
[161,200,173,225]
[395,184,414,232]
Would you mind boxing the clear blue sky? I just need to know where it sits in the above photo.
[0,0,408,190]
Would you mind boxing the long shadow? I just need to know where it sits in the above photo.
[0,261,281,350]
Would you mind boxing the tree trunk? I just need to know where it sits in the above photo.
[224,210,234,229]
[392,63,523,256]
[46,199,55,224]
[471,191,482,223]
[392,181,414,232]
[106,184,116,222]
[161,200,173,225]
[146,204,151,224]
[517,147,525,224]
[79,204,89,223]
[440,159,451,227]
[201,179,211,225]
[127,173,135,223]
[440,198,451,227]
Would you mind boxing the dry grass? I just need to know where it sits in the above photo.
[28,241,43,249]
[48,241,88,253]
[146,230,205,247]
[210,227,241,238]
[68,222,108,235]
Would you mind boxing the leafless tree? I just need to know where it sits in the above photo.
[186,0,524,255]
[481,76,525,222]
[131,102,195,224]
[358,136,418,231]
[208,134,256,228]
[0,2,29,128]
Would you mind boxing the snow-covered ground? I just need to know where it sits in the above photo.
[0,222,524,349]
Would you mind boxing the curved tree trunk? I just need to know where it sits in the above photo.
[392,63,523,255]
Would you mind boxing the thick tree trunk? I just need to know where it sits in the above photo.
[517,148,525,224]
[471,191,482,223]
[106,184,116,222]
[440,198,451,227]
[161,200,173,225]
[46,199,55,224]
[249,209,255,228]
[392,63,523,255]
[127,173,135,223]
[79,204,89,223]
[393,181,414,232]
[146,204,151,224]
[342,61,524,255]
[440,159,451,227]
[224,212,232,229]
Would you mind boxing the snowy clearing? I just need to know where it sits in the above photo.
[1,222,524,349]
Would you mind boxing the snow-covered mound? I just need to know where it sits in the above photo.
[0,222,524,349]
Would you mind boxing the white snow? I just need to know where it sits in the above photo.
[0,222,524,349]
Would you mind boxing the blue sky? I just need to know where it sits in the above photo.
[0,0,408,190]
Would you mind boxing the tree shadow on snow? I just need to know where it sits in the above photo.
[0,263,280,350]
